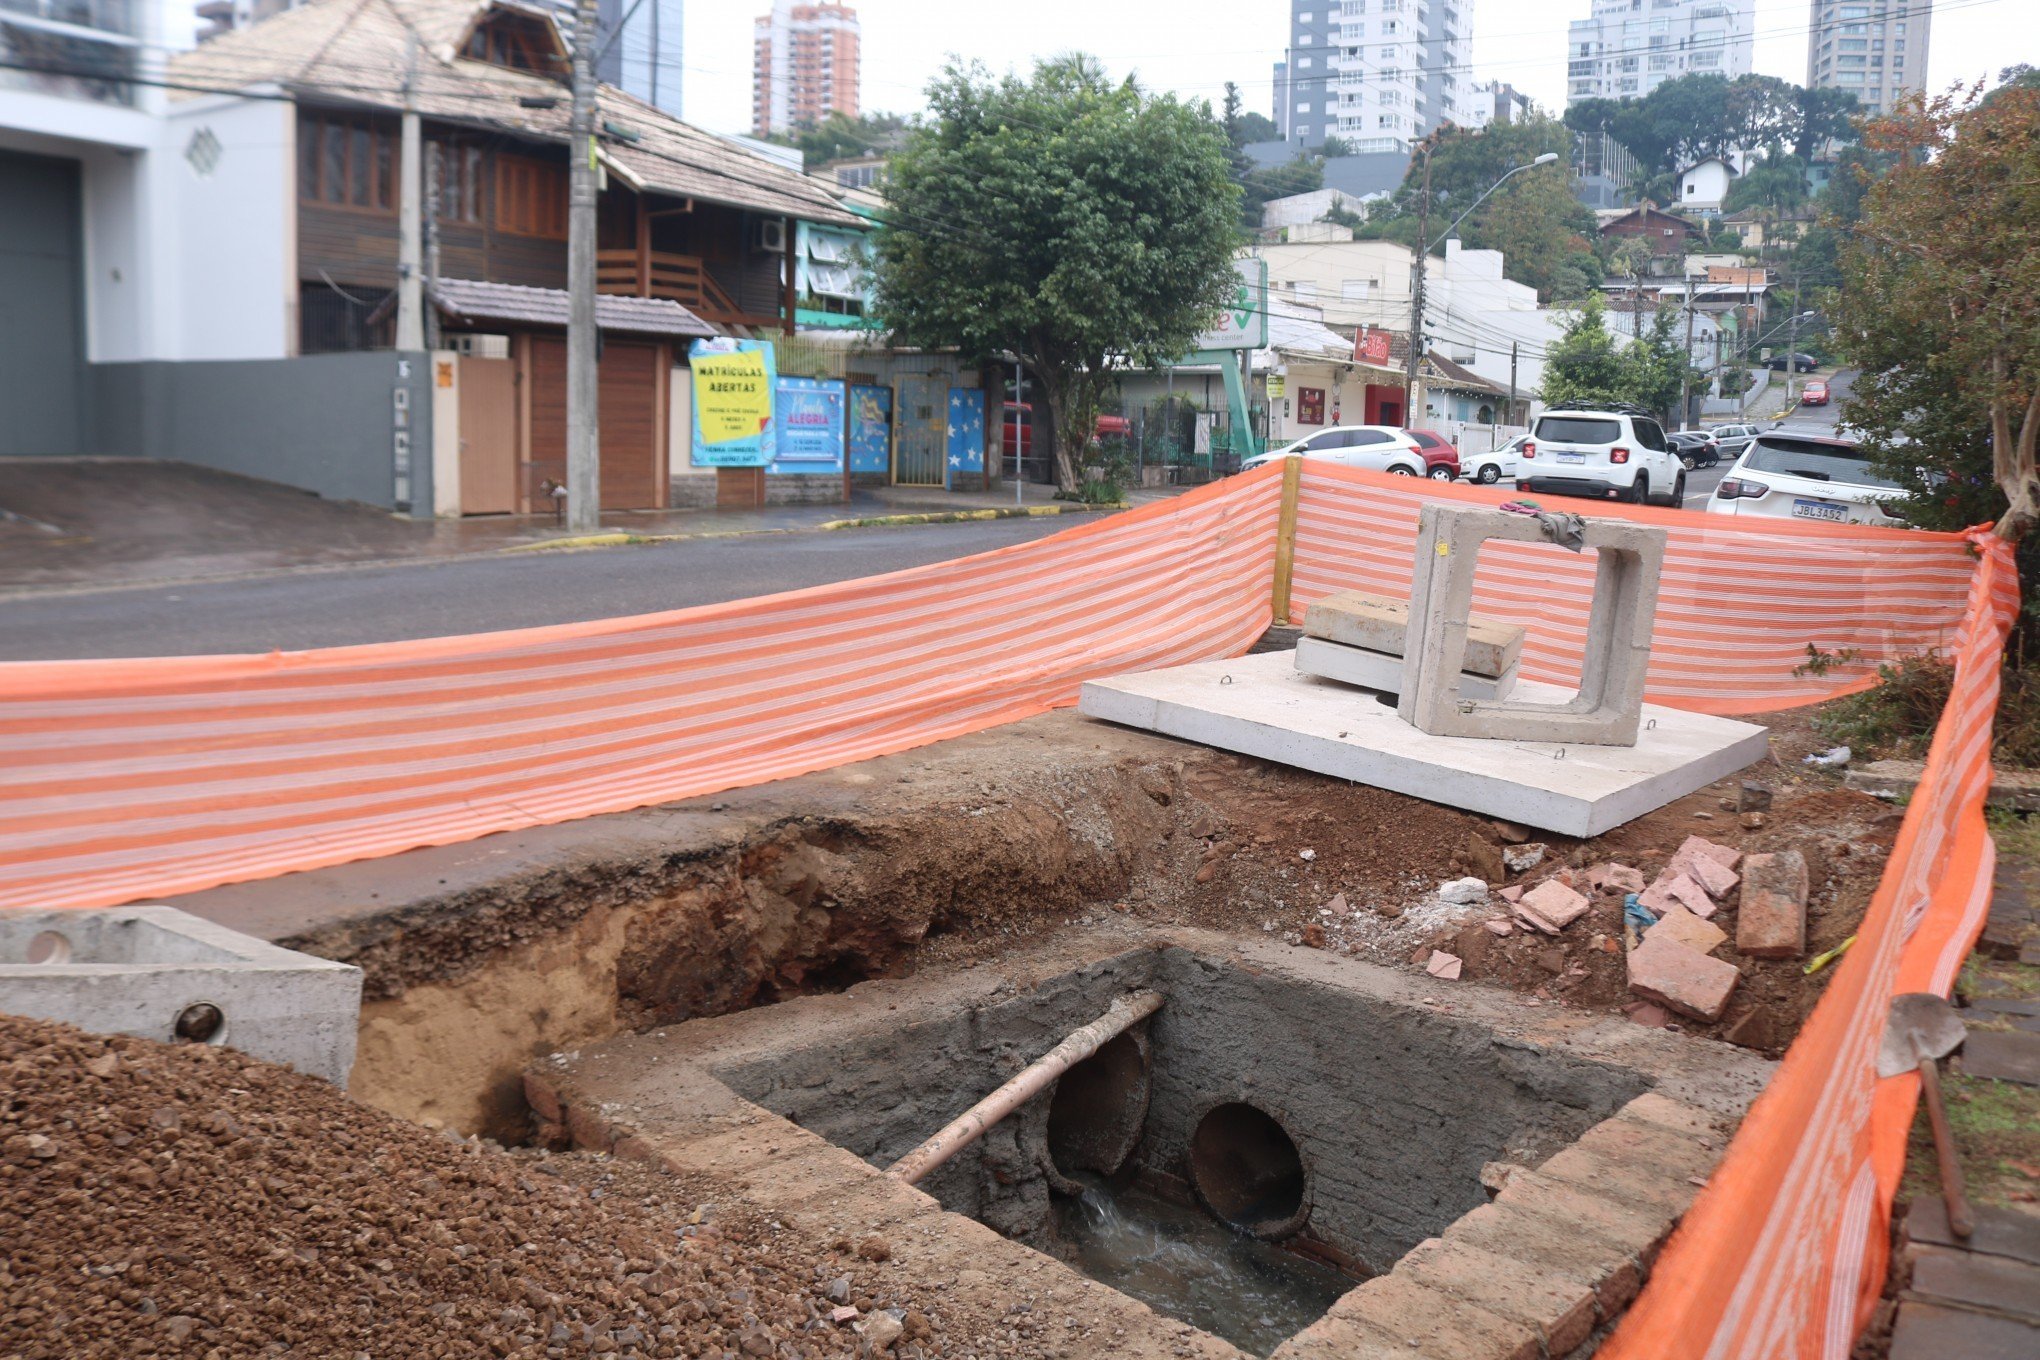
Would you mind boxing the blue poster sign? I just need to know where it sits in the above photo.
[848,384,891,474]
[769,376,845,473]
[946,387,985,486]
[689,337,776,467]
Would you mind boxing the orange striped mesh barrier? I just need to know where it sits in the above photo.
[0,463,2018,1358]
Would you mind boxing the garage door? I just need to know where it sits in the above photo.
[527,336,666,511]
[0,151,84,456]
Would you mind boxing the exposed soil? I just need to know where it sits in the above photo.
[0,1014,958,1360]
[916,704,1899,1058]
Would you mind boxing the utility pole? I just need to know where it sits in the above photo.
[564,0,601,533]
[395,35,424,352]
[1680,283,1696,431]
[1508,340,1518,431]
[423,141,442,352]
[1784,304,1802,409]
[1401,140,1431,425]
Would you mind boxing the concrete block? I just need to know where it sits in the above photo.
[1737,851,1808,958]
[1303,590,1524,679]
[1293,635,1516,701]
[1399,1237,1598,1355]
[1850,757,2040,813]
[0,906,361,1088]
[1078,652,1770,838]
[1399,505,1666,748]
[1626,931,1740,1022]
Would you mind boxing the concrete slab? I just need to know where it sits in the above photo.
[1293,635,1517,702]
[1078,651,1769,838]
[1963,1030,2040,1086]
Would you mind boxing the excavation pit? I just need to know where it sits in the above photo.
[528,926,1769,1359]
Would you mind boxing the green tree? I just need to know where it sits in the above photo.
[1619,306,1694,422]
[766,111,909,171]
[1722,152,1810,219]
[1351,115,1594,300]
[1539,293,1627,408]
[1239,152,1324,226]
[869,57,1242,494]
[1792,85,1861,160]
[1833,83,2040,539]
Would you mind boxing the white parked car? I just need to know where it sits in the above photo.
[1462,435,1526,485]
[1515,409,1685,506]
[1706,430,1905,526]
[1241,426,1428,477]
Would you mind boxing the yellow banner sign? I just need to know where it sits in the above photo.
[692,350,773,444]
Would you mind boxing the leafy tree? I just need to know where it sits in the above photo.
[1235,110,1279,144]
[1349,115,1594,300]
[1792,85,1861,160]
[1833,83,2040,540]
[766,111,909,171]
[1722,151,1810,223]
[1619,306,1695,422]
[1318,135,1354,157]
[869,57,1242,494]
[1539,293,1627,408]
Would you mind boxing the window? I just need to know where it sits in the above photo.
[297,113,395,210]
[1298,56,1314,67]
[433,141,484,223]
[1341,279,1374,299]
[495,155,567,238]
[1299,33,1313,43]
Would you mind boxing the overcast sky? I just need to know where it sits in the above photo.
[676,0,2032,135]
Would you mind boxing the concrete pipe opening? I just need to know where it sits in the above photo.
[1046,1029,1150,1180]
[1189,1102,1309,1240]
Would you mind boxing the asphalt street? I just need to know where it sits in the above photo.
[1679,368,1852,508]
[0,517,1076,660]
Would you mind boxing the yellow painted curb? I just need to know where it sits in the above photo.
[503,531,637,552]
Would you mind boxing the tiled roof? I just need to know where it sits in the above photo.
[171,0,862,228]
[1422,351,1504,396]
[430,277,715,337]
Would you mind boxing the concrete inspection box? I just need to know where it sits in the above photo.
[1080,650,1769,837]
[0,906,362,1087]
[1294,634,1517,702]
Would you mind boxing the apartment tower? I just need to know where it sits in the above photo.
[752,0,860,136]
[1807,0,1930,117]
[1274,0,1475,154]
[1564,0,1755,105]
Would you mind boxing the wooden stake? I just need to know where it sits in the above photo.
[1270,455,1304,625]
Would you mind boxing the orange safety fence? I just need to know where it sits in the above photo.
[1600,530,2020,1360]
[0,460,2020,1358]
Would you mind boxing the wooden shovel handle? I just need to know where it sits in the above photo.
[1918,1056,1975,1240]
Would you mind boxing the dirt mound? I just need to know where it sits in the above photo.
[0,1015,942,1359]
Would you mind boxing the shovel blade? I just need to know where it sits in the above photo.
[1876,992,1968,1078]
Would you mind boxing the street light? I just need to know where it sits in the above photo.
[1402,150,1562,421]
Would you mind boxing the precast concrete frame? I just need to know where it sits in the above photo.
[1399,504,1666,747]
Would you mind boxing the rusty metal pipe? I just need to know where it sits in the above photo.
[885,990,1163,1186]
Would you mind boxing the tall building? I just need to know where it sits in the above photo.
[1565,0,1755,105]
[1273,0,1475,154]
[751,0,859,137]
[1463,79,1531,129]
[597,0,685,118]
[1807,0,1930,117]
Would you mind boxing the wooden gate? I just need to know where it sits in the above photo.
[892,374,946,486]
[526,336,668,511]
[457,356,518,514]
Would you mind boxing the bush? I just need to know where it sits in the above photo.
[1809,653,2040,768]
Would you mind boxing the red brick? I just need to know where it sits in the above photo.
[1519,879,1590,931]
[1627,930,1740,1021]
[1444,1200,1645,1317]
[1738,850,1808,958]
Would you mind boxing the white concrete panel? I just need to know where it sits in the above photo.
[1079,651,1769,838]
[160,95,292,360]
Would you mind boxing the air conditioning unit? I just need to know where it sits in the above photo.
[756,218,787,253]
[447,333,511,359]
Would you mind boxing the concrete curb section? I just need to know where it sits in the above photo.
[504,502,1128,554]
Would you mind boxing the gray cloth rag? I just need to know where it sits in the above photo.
[1534,511,1588,553]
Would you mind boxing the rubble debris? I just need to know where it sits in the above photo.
[1424,950,1464,981]
[1738,782,1774,813]
[1491,820,1530,845]
[1463,832,1507,883]
[1516,879,1591,933]
[1501,842,1548,875]
[1676,851,1740,901]
[1438,877,1489,905]
[1590,862,1648,895]
[1483,918,1513,936]
[1723,1006,1780,1052]
[1668,835,1743,877]
[1740,812,1768,831]
[1479,1161,1525,1195]
[1323,892,1349,916]
[1650,904,1728,957]
[1738,850,1810,959]
[1803,745,1853,769]
[1301,923,1328,949]
[1622,1000,1673,1029]
[1640,871,1713,919]
[1498,884,1524,903]
[1627,932,1741,1023]
[858,1310,905,1352]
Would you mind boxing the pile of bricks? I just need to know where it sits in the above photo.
[1616,834,1811,1024]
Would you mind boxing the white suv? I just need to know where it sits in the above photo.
[1516,409,1685,506]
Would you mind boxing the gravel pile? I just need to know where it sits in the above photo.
[0,1014,924,1359]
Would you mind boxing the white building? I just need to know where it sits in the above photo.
[1565,0,1754,105]
[1274,0,1475,154]
[1461,80,1532,130]
[1677,155,1737,214]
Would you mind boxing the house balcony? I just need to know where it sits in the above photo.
[595,248,781,332]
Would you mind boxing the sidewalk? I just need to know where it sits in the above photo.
[0,459,1188,596]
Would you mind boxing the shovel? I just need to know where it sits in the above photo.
[1877,992,1973,1239]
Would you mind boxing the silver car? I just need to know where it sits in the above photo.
[1709,423,1763,457]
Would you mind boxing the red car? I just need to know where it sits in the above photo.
[1401,429,1461,481]
[1800,380,1830,407]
